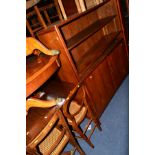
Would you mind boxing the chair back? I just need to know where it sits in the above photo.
[26,100,86,155]
[26,106,66,154]
[62,84,86,122]
[26,0,62,37]
[26,4,47,37]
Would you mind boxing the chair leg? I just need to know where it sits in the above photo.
[59,110,86,155]
[69,136,86,155]
[86,108,102,131]
[92,116,102,131]
[71,122,94,148]
[84,86,102,131]
[84,102,102,131]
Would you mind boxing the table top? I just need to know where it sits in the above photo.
[26,54,59,98]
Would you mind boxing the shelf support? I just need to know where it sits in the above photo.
[75,0,82,13]
[58,0,67,20]
[78,0,86,12]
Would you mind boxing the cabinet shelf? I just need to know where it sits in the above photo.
[66,15,116,50]
[76,31,121,80]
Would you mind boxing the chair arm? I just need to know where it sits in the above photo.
[26,37,60,56]
[62,84,81,120]
[26,97,58,115]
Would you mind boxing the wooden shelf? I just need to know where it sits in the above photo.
[66,15,116,50]
[56,0,111,27]
[76,31,121,80]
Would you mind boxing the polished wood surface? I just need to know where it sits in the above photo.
[107,41,128,89]
[26,54,59,98]
[56,0,110,27]
[59,0,78,17]
[85,57,115,117]
[26,37,60,56]
[35,79,101,148]
[76,32,121,77]
[26,36,60,98]
[66,15,116,50]
[26,104,86,155]
[37,28,79,84]
[37,0,129,118]
[26,97,58,115]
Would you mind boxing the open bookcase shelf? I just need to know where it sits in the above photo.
[56,0,111,28]
[66,15,116,50]
[76,31,121,79]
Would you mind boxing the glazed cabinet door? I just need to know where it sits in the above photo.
[107,41,129,89]
[84,58,115,118]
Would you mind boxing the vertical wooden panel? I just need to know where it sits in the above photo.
[79,0,86,12]
[107,41,128,89]
[61,0,78,16]
[58,0,67,19]
[37,29,78,84]
[61,11,98,40]
[85,57,115,118]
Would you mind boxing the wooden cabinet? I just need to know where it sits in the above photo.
[107,41,128,89]
[85,57,115,117]
[37,0,128,118]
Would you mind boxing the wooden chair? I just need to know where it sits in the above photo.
[26,98,86,155]
[26,0,62,37]
[34,78,102,149]
[26,0,47,37]
[39,0,63,23]
[26,37,60,56]
[33,0,63,25]
[26,37,85,154]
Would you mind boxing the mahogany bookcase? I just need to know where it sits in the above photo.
[37,0,129,118]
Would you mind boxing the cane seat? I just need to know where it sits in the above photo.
[26,99,86,155]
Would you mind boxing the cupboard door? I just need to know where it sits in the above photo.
[85,58,115,118]
[107,41,129,90]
